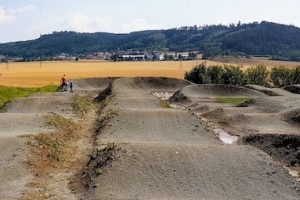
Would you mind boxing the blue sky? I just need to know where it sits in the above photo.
[1,0,300,43]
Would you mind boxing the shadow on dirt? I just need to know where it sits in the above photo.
[284,85,300,95]
[242,134,300,167]
[282,109,300,126]
[71,145,117,192]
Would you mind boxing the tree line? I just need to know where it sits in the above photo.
[1,21,300,61]
[184,64,300,88]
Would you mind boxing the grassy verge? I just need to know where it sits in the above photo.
[0,85,58,107]
[216,97,252,106]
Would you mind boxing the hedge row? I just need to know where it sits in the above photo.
[184,64,300,87]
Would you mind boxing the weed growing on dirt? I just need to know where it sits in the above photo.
[104,142,115,151]
[160,99,171,108]
[216,97,252,106]
[95,109,117,133]
[29,114,80,163]
[72,94,98,117]
[46,113,80,137]
[96,168,103,175]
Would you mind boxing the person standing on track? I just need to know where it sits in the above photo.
[69,81,73,93]
[60,74,67,91]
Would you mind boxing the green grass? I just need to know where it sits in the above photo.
[0,85,58,107]
[215,97,252,106]
[159,99,171,108]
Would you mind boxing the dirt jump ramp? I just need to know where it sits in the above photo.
[79,77,299,200]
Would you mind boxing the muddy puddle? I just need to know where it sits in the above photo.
[213,129,239,144]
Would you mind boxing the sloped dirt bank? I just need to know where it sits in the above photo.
[70,84,118,195]
[242,134,300,169]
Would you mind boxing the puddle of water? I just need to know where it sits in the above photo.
[213,129,239,144]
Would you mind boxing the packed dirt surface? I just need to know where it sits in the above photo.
[0,77,299,199]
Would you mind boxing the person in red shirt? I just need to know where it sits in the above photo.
[60,74,68,91]
[60,74,66,86]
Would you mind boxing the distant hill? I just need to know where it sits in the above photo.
[1,21,300,61]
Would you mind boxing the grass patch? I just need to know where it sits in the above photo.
[216,97,252,106]
[160,99,171,108]
[0,85,58,107]
[35,85,58,93]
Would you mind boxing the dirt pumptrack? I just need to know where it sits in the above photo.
[0,77,300,199]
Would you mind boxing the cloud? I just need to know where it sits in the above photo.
[119,18,162,33]
[9,5,36,15]
[67,13,116,33]
[66,13,162,34]
[0,5,36,26]
[0,6,16,25]
[67,13,93,32]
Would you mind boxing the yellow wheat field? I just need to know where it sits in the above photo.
[0,59,299,87]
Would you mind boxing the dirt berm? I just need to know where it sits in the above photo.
[0,77,299,199]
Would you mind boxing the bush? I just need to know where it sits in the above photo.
[270,66,293,87]
[207,65,225,84]
[291,66,300,84]
[245,64,270,86]
[222,65,245,86]
[184,63,209,84]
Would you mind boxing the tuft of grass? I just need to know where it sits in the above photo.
[160,99,171,108]
[96,168,103,175]
[0,85,59,107]
[216,97,252,106]
[104,142,115,151]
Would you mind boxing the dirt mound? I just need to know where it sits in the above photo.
[73,77,117,93]
[113,77,190,92]
[248,97,287,113]
[4,96,72,114]
[282,108,300,126]
[245,85,298,97]
[226,114,250,124]
[169,91,189,103]
[284,85,300,94]
[202,108,226,120]
[243,134,300,167]
[180,84,266,98]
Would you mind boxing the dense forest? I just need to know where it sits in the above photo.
[1,21,300,61]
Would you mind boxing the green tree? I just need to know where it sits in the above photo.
[245,64,270,86]
[291,66,300,84]
[184,63,209,84]
[270,66,293,87]
[207,65,225,84]
[222,65,245,86]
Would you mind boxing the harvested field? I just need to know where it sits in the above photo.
[1,58,299,87]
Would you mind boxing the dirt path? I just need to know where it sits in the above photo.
[77,78,299,200]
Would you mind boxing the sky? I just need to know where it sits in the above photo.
[0,0,300,43]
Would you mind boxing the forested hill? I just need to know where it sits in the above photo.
[1,21,300,61]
